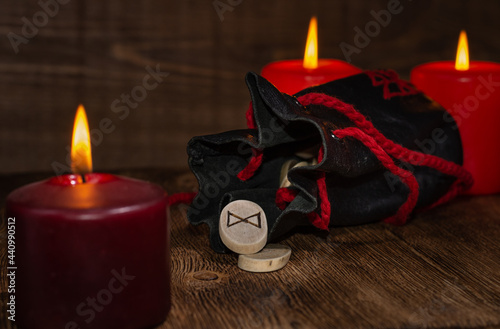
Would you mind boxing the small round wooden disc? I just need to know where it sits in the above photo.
[219,200,268,255]
[238,244,292,273]
[279,159,298,188]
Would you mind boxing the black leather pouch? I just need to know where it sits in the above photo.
[187,70,472,253]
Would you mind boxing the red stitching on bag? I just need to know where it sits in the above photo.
[365,69,420,99]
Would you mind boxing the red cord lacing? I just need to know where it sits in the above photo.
[236,148,264,181]
[246,101,256,129]
[167,192,197,206]
[297,93,473,197]
[275,147,330,230]
[307,147,329,230]
[333,127,419,225]
[279,92,472,227]
[236,102,264,181]
[275,187,298,210]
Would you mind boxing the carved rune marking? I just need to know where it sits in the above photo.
[227,211,262,228]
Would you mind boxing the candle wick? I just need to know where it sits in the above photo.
[81,174,86,183]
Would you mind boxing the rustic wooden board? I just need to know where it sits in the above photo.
[1,0,500,173]
[1,169,499,328]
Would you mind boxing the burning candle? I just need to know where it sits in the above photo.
[6,105,170,329]
[411,31,500,195]
[261,17,363,95]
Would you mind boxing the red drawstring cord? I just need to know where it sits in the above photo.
[306,147,330,229]
[236,102,263,181]
[275,147,331,230]
[276,188,298,210]
[297,93,473,200]
[237,148,264,181]
[333,127,419,225]
[246,101,256,129]
[276,92,471,228]
[167,192,197,206]
[307,173,330,230]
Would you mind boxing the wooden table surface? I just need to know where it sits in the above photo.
[1,169,500,329]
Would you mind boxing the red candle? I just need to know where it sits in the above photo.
[411,31,500,195]
[6,106,170,329]
[262,17,362,94]
[262,59,362,95]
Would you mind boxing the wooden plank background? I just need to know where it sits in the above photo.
[1,0,499,173]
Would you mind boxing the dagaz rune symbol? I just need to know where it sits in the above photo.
[227,211,262,228]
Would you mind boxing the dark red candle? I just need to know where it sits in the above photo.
[411,31,500,195]
[261,17,362,94]
[5,105,170,329]
[7,173,170,329]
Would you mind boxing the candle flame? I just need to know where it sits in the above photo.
[303,17,318,69]
[455,30,469,71]
[71,104,92,174]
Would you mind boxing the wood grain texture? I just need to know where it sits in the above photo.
[1,169,499,329]
[1,0,500,173]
